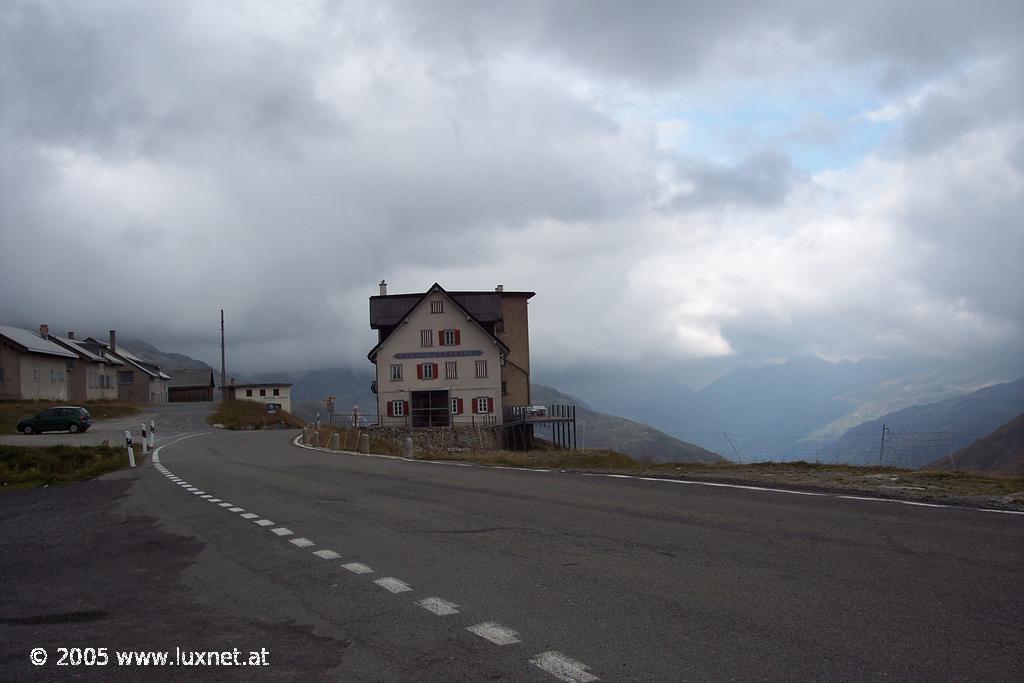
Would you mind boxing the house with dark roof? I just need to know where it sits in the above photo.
[168,368,215,402]
[368,282,534,427]
[223,380,292,413]
[81,331,170,403]
[0,324,78,401]
[48,330,122,402]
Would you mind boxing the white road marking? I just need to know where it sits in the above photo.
[271,527,294,536]
[240,513,259,519]
[218,502,233,507]
[529,651,599,682]
[228,507,245,512]
[342,562,373,574]
[200,494,214,499]
[208,498,222,503]
[192,491,205,495]
[313,549,340,559]
[254,519,275,526]
[184,486,196,490]
[290,538,315,548]
[417,597,459,616]
[467,622,520,645]
[374,577,412,593]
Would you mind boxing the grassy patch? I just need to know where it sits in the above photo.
[0,444,135,488]
[208,400,304,431]
[0,400,139,434]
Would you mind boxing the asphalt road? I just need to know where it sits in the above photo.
[2,408,1022,681]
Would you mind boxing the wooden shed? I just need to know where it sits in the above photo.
[168,368,215,402]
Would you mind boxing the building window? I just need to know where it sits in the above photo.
[420,329,433,347]
[442,329,459,346]
[273,388,280,396]
[430,300,444,314]
[246,389,253,397]
[422,363,435,380]
[445,361,457,379]
[119,371,134,385]
[390,364,402,381]
[260,389,267,396]
[50,370,56,382]
[475,360,488,378]
[392,400,405,416]
[450,398,461,414]
[476,397,490,414]
[33,367,40,383]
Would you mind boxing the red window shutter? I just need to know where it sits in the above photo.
[387,401,394,417]
[471,397,478,414]
[403,401,409,416]
[432,363,439,379]
[454,329,461,345]
[417,363,423,380]
[487,397,494,414]
[438,330,445,346]
[456,398,463,414]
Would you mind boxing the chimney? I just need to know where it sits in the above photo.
[379,280,388,296]
[68,331,75,340]
[495,284,504,292]
[109,329,116,353]
[39,324,49,339]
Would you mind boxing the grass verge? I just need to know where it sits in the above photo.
[208,400,304,430]
[1,399,139,434]
[0,444,135,488]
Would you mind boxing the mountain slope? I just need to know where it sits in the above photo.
[832,379,1024,466]
[924,413,1024,475]
[531,384,724,464]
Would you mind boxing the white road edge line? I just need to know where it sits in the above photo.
[271,527,294,536]
[374,577,411,593]
[240,513,259,519]
[228,507,245,513]
[254,519,275,526]
[341,562,373,574]
[467,622,520,645]
[529,651,599,682]
[313,549,340,559]
[290,538,315,548]
[416,597,459,616]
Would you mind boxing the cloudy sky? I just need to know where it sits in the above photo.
[1,0,1021,382]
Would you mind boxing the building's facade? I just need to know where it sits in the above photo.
[81,331,170,403]
[368,282,534,427]
[223,381,292,413]
[0,324,78,401]
[49,331,121,402]
[168,368,215,402]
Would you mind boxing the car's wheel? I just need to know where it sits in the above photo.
[69,424,80,434]
[21,425,34,435]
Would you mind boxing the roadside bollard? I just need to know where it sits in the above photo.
[311,430,320,447]
[328,432,340,450]
[149,419,155,449]
[358,432,370,454]
[141,423,148,455]
[125,430,136,468]
[303,426,311,445]
[402,436,413,458]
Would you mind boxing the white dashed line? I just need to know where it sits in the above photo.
[240,513,259,519]
[218,502,233,507]
[208,498,222,503]
[467,622,520,645]
[254,519,275,527]
[228,507,244,513]
[200,494,214,499]
[271,527,294,536]
[192,491,205,495]
[341,562,373,574]
[417,597,459,616]
[529,651,599,682]
[290,538,315,548]
[374,577,412,593]
[313,549,340,559]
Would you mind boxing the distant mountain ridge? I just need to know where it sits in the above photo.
[924,413,1024,475]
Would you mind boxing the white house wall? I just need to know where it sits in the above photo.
[18,355,69,401]
[236,386,292,414]
[376,292,502,426]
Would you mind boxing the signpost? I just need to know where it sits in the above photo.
[124,430,136,468]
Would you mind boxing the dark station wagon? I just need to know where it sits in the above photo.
[17,406,93,434]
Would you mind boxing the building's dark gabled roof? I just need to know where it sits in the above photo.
[370,289,534,329]
[0,325,78,359]
[367,283,512,362]
[168,368,215,389]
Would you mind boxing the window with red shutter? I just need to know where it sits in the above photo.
[487,397,494,414]
[387,401,394,417]
[457,398,463,414]
[454,329,461,345]
[416,364,423,380]
[438,330,445,346]
[432,363,439,379]
[403,400,409,416]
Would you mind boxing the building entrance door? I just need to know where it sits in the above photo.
[410,390,450,428]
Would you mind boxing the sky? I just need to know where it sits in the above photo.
[1,0,1022,383]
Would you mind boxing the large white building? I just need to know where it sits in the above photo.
[368,282,533,427]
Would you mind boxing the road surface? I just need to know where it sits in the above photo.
[2,405,1022,680]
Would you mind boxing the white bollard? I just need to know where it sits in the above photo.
[149,419,155,449]
[125,430,136,468]
[141,423,148,455]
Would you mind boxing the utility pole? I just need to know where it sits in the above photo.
[878,424,889,466]
[220,309,227,396]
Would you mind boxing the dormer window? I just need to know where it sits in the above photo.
[430,300,444,314]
